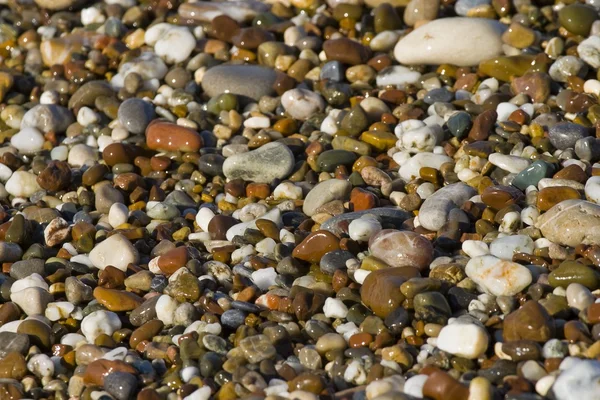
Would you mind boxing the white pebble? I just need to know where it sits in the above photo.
[348,217,382,242]
[77,107,99,127]
[436,322,488,359]
[27,354,54,378]
[465,255,532,296]
[273,182,303,200]
[145,23,196,64]
[81,310,122,343]
[251,267,277,290]
[10,127,44,154]
[45,302,75,321]
[323,297,348,319]
[108,202,129,228]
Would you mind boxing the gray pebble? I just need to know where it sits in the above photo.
[118,98,156,134]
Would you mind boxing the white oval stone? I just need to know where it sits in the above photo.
[436,322,489,359]
[489,235,534,260]
[394,18,505,67]
[465,255,532,296]
[488,153,531,174]
[10,127,45,154]
[5,171,42,198]
[11,287,53,316]
[585,176,600,204]
[88,233,139,271]
[281,88,325,121]
[81,310,122,343]
[145,23,196,64]
[398,153,452,181]
[376,66,422,88]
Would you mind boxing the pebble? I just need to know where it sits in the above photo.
[223,142,295,183]
[118,98,155,134]
[303,179,352,217]
[436,321,489,359]
[89,233,140,271]
[536,200,600,247]
[368,229,433,270]
[465,255,532,296]
[419,183,477,231]
[10,128,44,154]
[394,17,505,66]
[5,171,42,198]
[281,88,326,120]
[202,65,277,101]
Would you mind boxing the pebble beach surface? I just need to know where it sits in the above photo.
[1,0,600,399]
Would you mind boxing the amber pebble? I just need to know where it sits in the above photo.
[536,186,580,212]
[422,370,469,400]
[503,300,555,343]
[145,121,203,152]
[292,230,340,263]
[83,359,137,386]
[481,185,524,210]
[93,287,143,312]
[553,164,587,183]
[360,267,420,318]
[157,246,189,275]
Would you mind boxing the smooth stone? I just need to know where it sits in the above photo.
[375,66,422,88]
[5,171,42,198]
[179,1,269,23]
[20,104,74,133]
[81,310,122,343]
[320,208,412,236]
[93,287,143,312]
[398,153,452,181]
[9,259,44,279]
[536,200,600,247]
[360,267,420,318]
[503,300,555,342]
[239,334,276,363]
[558,4,598,36]
[437,322,489,359]
[89,233,139,271]
[551,360,600,400]
[281,88,326,121]
[548,261,599,290]
[394,17,505,67]
[302,179,352,217]
[368,229,433,271]
[488,153,530,174]
[145,23,196,64]
[110,52,168,87]
[10,127,44,154]
[118,98,155,135]
[104,371,138,400]
[10,287,53,316]
[146,121,203,153]
[223,142,294,183]
[202,65,277,101]
[292,230,340,263]
[465,255,532,296]
[419,183,477,231]
[69,81,114,109]
[320,250,355,275]
[512,160,555,191]
[549,122,590,150]
[0,332,29,357]
[489,235,534,260]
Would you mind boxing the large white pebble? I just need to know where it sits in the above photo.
[88,233,139,271]
[146,23,196,64]
[436,322,488,359]
[394,17,505,67]
[45,302,75,321]
[281,88,325,121]
[10,273,48,293]
[108,202,129,228]
[10,287,53,316]
[585,176,600,204]
[5,171,42,197]
[10,127,45,154]
[489,235,534,260]
[81,310,122,343]
[465,255,532,296]
[348,217,382,242]
[156,294,178,326]
[27,354,54,378]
